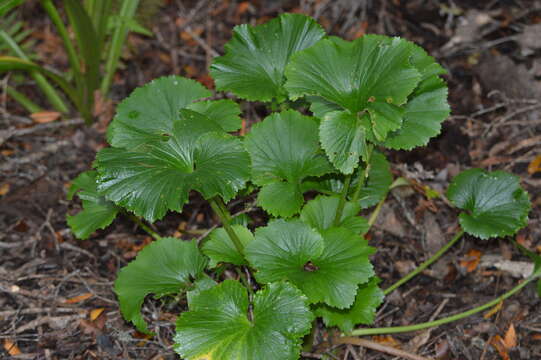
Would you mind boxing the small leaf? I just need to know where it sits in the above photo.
[202,225,254,267]
[301,151,393,209]
[447,169,531,239]
[245,110,333,217]
[174,280,314,360]
[107,76,212,149]
[186,99,242,132]
[319,110,368,174]
[30,110,61,123]
[210,13,325,102]
[96,113,250,222]
[528,155,541,175]
[300,195,368,235]
[67,171,119,240]
[245,220,375,308]
[115,238,208,333]
[314,277,384,332]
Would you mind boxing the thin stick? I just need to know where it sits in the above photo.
[337,337,433,360]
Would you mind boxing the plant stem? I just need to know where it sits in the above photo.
[40,0,82,76]
[351,275,535,336]
[100,0,140,96]
[6,86,42,113]
[127,214,162,240]
[367,197,385,228]
[383,230,464,296]
[333,174,352,226]
[0,30,68,113]
[350,168,367,204]
[209,197,244,254]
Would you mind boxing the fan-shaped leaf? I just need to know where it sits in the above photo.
[174,280,313,360]
[67,171,119,240]
[245,220,375,308]
[300,195,368,235]
[115,238,208,333]
[96,111,250,222]
[285,35,421,142]
[107,76,212,148]
[202,225,254,267]
[210,13,325,102]
[245,110,333,217]
[314,277,384,332]
[447,169,531,239]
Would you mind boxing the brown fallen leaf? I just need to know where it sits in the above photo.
[64,292,93,304]
[3,339,21,356]
[30,111,61,123]
[491,335,510,360]
[372,335,401,348]
[528,155,541,175]
[0,183,10,196]
[90,308,105,321]
[503,323,517,349]
[460,249,482,272]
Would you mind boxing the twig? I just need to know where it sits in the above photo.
[0,139,71,171]
[337,337,434,360]
[0,118,83,146]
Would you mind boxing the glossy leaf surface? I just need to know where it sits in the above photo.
[447,169,530,239]
[175,280,313,360]
[115,238,208,333]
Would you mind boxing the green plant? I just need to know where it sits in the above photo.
[0,0,149,123]
[67,13,535,359]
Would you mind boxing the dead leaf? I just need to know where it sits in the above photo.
[0,183,10,196]
[491,335,510,360]
[3,339,21,356]
[484,301,503,319]
[460,249,482,272]
[64,292,93,304]
[31,111,61,123]
[90,308,105,321]
[503,324,517,349]
[372,335,401,348]
[528,155,541,175]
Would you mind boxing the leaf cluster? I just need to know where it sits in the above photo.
[66,13,533,360]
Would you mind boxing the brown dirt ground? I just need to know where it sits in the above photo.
[1,0,541,359]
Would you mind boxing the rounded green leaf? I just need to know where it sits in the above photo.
[114,238,208,334]
[300,195,369,235]
[107,76,212,149]
[447,169,531,239]
[96,111,250,222]
[186,99,242,132]
[175,280,314,360]
[202,225,254,267]
[319,110,368,174]
[210,13,325,102]
[314,277,384,332]
[245,220,375,308]
[67,171,119,240]
[285,35,421,141]
[245,110,333,217]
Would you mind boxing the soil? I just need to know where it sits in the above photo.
[1,0,541,359]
